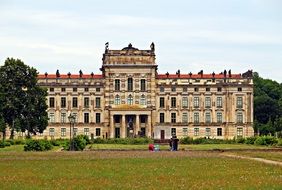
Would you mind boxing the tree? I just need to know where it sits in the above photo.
[0,58,48,139]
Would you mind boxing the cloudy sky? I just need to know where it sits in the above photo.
[0,0,281,82]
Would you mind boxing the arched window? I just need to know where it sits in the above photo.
[127,94,133,105]
[115,95,120,105]
[140,94,146,105]
[128,78,133,91]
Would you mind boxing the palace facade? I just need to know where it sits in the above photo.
[37,43,254,140]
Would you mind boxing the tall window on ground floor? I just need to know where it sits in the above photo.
[96,128,101,136]
[84,128,89,136]
[183,128,188,136]
[194,128,199,136]
[206,128,211,137]
[96,113,101,123]
[61,128,66,137]
[171,113,176,123]
[171,128,176,136]
[237,128,243,137]
[49,113,55,123]
[217,128,222,136]
[73,128,78,136]
[160,113,165,123]
[49,128,55,137]
[84,113,89,123]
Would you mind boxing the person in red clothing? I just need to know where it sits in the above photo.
[148,144,154,151]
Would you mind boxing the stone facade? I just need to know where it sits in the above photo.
[36,43,254,140]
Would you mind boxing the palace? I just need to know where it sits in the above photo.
[37,43,254,140]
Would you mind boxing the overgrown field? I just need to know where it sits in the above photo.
[0,151,281,190]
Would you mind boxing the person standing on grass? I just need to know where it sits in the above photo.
[173,136,179,151]
[169,137,173,151]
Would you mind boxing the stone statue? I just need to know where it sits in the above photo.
[79,70,83,78]
[56,69,60,78]
[105,42,109,52]
[150,42,155,52]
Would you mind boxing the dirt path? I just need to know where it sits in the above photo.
[223,153,282,166]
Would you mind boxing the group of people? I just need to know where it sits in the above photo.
[169,136,179,151]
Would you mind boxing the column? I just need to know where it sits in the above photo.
[121,115,126,138]
[135,114,140,136]
[110,114,114,138]
[147,114,152,138]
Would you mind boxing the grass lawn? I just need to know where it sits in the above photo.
[0,151,281,190]
[232,151,282,162]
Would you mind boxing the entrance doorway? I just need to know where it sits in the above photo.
[160,130,165,140]
[115,128,120,138]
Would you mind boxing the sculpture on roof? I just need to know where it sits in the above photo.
[105,42,109,53]
[150,42,155,52]
[79,70,83,78]
[56,70,60,78]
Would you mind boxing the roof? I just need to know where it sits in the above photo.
[157,74,242,79]
[37,74,103,79]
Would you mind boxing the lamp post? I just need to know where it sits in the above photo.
[68,113,76,151]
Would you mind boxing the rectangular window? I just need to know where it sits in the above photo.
[217,87,222,92]
[160,113,165,123]
[171,128,176,136]
[206,128,211,137]
[96,128,101,136]
[160,97,165,108]
[84,87,89,92]
[171,97,177,108]
[205,97,211,108]
[72,97,78,108]
[61,128,66,137]
[49,113,55,123]
[171,113,176,123]
[96,113,101,123]
[128,78,133,91]
[84,113,89,123]
[141,79,146,91]
[49,97,55,108]
[194,128,199,136]
[237,128,243,137]
[237,112,243,123]
[183,128,188,136]
[205,112,211,123]
[193,97,200,108]
[182,112,188,123]
[182,97,188,108]
[216,97,222,108]
[238,87,242,92]
[73,88,77,92]
[49,128,55,136]
[84,128,89,136]
[194,87,198,92]
[160,86,164,92]
[73,113,78,123]
[61,97,66,108]
[84,97,89,108]
[217,112,222,123]
[73,128,78,136]
[206,88,210,92]
[115,79,120,91]
[217,128,222,136]
[61,113,66,123]
[61,88,66,92]
[95,97,101,108]
[50,88,54,92]
[96,88,100,92]
[183,87,187,92]
[194,112,200,124]
[237,97,243,108]
[171,86,176,92]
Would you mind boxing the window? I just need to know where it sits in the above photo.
[84,87,89,92]
[160,86,164,92]
[140,115,146,123]
[96,88,100,92]
[140,79,146,91]
[96,97,101,108]
[61,88,66,92]
[217,87,222,92]
[128,78,133,91]
[205,97,211,108]
[182,97,188,108]
[194,128,199,136]
[171,128,176,136]
[216,97,222,108]
[61,97,66,108]
[49,97,55,108]
[183,128,188,136]
[140,94,146,105]
[49,128,55,136]
[193,97,200,108]
[217,112,222,123]
[73,88,77,92]
[73,113,78,123]
[205,112,211,123]
[73,128,78,136]
[160,113,165,123]
[171,97,176,108]
[194,112,200,124]
[183,87,187,92]
[182,112,188,123]
[237,128,243,137]
[127,95,133,105]
[206,128,211,137]
[237,97,243,108]
[84,128,89,136]
[84,97,89,108]
[115,79,120,91]
[237,112,243,123]
[84,113,89,123]
[171,86,176,92]
[217,128,222,136]
[206,88,210,92]
[115,95,120,105]
[171,113,176,123]
[50,88,54,92]
[96,128,101,136]
[49,113,55,123]
[61,128,66,137]
[194,87,198,92]
[159,97,165,108]
[96,113,101,123]
[72,97,78,108]
[61,113,66,123]
[238,87,242,92]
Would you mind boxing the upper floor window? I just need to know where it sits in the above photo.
[194,87,199,92]
[216,97,222,108]
[84,97,89,108]
[238,87,242,92]
[160,113,165,123]
[73,87,77,92]
[96,88,100,92]
[49,113,55,123]
[140,79,146,91]
[84,87,89,92]
[194,112,200,124]
[160,86,164,92]
[140,94,146,105]
[206,88,210,92]
[182,112,188,123]
[127,95,133,105]
[217,87,222,92]
[237,97,243,108]
[84,113,89,123]
[205,97,211,108]
[96,113,101,123]
[61,113,66,123]
[171,97,177,108]
[193,97,200,108]
[115,95,120,105]
[217,112,223,123]
[237,112,243,123]
[50,88,54,92]
[205,112,211,123]
[128,78,133,91]
[171,86,176,92]
[182,97,188,108]
[61,97,66,108]
[61,88,66,92]
[183,87,187,92]
[171,113,176,123]
[49,97,55,108]
[95,97,101,108]
[160,97,165,108]
[72,97,78,108]
[115,79,120,91]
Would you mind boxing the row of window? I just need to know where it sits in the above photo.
[160,112,244,124]
[114,94,146,105]
[49,97,101,108]
[115,79,146,91]
[49,87,101,92]
[171,127,243,137]
[48,128,101,137]
[160,96,243,109]
[49,113,101,124]
[160,86,243,92]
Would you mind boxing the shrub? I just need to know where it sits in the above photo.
[277,139,282,147]
[245,136,257,144]
[180,137,193,144]
[66,135,88,151]
[24,140,53,151]
[14,139,25,145]
[254,136,278,146]
[236,137,245,144]
[0,141,5,148]
[91,137,153,145]
[5,139,14,145]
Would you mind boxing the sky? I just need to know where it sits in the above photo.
[0,0,281,82]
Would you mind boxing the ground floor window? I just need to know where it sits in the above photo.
[61,128,66,137]
[84,128,89,136]
[183,128,188,136]
[206,128,211,137]
[217,128,222,136]
[73,128,78,136]
[96,128,101,136]
[237,128,243,137]
[49,128,55,136]
[194,128,199,136]
[171,128,176,136]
